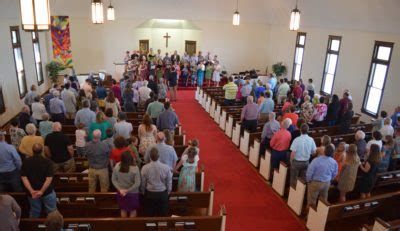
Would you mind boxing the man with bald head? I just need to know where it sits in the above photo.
[44,122,75,173]
[85,129,111,192]
[144,132,178,170]
[21,143,57,218]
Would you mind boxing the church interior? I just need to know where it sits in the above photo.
[0,0,400,230]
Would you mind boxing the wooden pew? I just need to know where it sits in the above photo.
[306,191,400,231]
[52,167,205,192]
[10,186,215,218]
[19,205,227,231]
[362,218,400,231]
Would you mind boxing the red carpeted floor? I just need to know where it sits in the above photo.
[171,90,306,230]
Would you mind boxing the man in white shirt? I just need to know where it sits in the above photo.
[138,81,152,107]
[114,112,133,139]
[277,78,290,104]
[289,124,317,187]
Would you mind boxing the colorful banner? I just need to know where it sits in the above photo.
[51,16,73,67]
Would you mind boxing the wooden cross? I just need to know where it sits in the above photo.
[163,32,171,48]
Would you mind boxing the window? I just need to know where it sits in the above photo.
[292,32,306,81]
[362,41,394,117]
[0,86,5,114]
[10,26,27,98]
[32,31,44,85]
[321,36,342,95]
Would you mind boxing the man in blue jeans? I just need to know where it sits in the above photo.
[21,143,57,218]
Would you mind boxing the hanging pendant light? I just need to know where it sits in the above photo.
[289,0,301,31]
[19,0,51,31]
[92,0,104,24]
[107,1,115,21]
[232,0,240,26]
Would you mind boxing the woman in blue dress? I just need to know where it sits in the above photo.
[197,61,205,87]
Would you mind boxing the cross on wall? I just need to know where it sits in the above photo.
[163,32,171,48]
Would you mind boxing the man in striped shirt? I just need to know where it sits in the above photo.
[222,77,238,106]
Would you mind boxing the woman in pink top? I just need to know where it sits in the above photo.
[313,97,328,127]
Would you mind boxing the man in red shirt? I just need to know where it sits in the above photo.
[270,118,292,170]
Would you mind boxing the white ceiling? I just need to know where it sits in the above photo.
[2,0,400,34]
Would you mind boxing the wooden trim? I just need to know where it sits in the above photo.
[361,41,394,118]
[31,31,44,86]
[292,32,307,80]
[320,35,342,95]
[9,26,27,98]
[0,86,5,114]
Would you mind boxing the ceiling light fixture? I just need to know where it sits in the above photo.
[232,0,240,26]
[19,0,51,31]
[92,0,104,24]
[289,0,301,31]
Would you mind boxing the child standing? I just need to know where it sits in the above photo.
[205,63,213,87]
[177,147,198,192]
[333,142,347,180]
[75,123,87,156]
[181,63,189,86]
[197,61,205,87]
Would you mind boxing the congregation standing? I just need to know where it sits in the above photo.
[219,73,400,207]
[0,66,203,227]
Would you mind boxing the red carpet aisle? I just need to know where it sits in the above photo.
[172,90,305,230]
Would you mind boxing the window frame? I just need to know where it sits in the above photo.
[10,26,28,98]
[32,31,44,86]
[320,35,342,96]
[292,32,307,81]
[361,41,394,118]
[0,86,5,115]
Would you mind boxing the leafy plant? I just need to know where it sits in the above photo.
[46,60,66,83]
[272,62,287,77]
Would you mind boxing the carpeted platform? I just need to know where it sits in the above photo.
[171,90,305,230]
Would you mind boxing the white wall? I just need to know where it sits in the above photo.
[0,18,52,126]
[67,18,270,75]
[267,25,400,119]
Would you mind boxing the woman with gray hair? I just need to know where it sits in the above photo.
[355,130,367,161]
[18,123,44,158]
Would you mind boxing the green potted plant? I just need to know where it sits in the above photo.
[272,62,287,77]
[46,60,66,83]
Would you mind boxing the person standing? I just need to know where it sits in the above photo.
[21,143,57,218]
[85,130,111,193]
[0,131,22,192]
[49,91,66,123]
[306,144,338,208]
[138,114,157,155]
[0,193,21,230]
[269,118,292,169]
[157,102,179,133]
[222,77,238,106]
[144,132,178,170]
[337,144,361,202]
[31,96,46,124]
[88,112,112,141]
[74,100,96,129]
[146,96,165,124]
[18,123,44,158]
[259,112,280,156]
[240,96,259,133]
[24,84,38,109]
[61,83,77,119]
[44,122,75,173]
[177,147,198,192]
[141,147,172,216]
[277,78,290,104]
[259,91,274,122]
[359,144,381,199]
[289,124,317,187]
[168,66,178,102]
[112,151,141,218]
[9,118,26,149]
[114,112,133,140]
